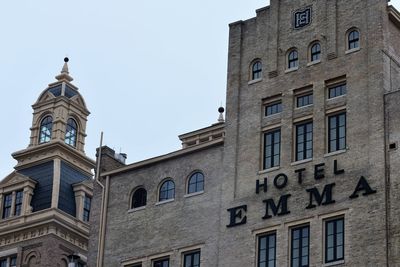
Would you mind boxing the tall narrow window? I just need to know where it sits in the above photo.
[131,188,147,209]
[10,256,17,267]
[14,190,23,216]
[184,250,201,267]
[187,172,204,194]
[65,118,78,147]
[39,116,53,143]
[263,129,281,170]
[153,258,169,267]
[288,50,299,69]
[348,30,360,50]
[159,180,175,201]
[328,113,346,152]
[310,43,321,62]
[325,218,344,263]
[258,232,276,267]
[296,122,313,161]
[0,259,7,267]
[2,193,12,219]
[252,61,262,80]
[291,225,309,267]
[83,195,91,222]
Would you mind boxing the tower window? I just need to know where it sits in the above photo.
[183,250,201,267]
[288,50,299,69]
[291,225,310,267]
[159,180,175,202]
[39,116,53,143]
[348,30,360,50]
[83,195,91,222]
[131,188,147,209]
[310,43,321,62]
[328,113,346,152]
[65,118,78,147]
[263,129,281,170]
[187,172,204,194]
[258,232,276,267]
[325,217,344,263]
[296,122,313,161]
[252,61,262,80]
[14,190,23,216]
[2,193,12,219]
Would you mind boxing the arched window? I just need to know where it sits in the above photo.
[65,118,78,147]
[159,180,175,202]
[310,43,321,62]
[348,30,360,50]
[39,116,53,143]
[252,61,262,80]
[131,187,147,209]
[288,49,299,69]
[187,172,204,194]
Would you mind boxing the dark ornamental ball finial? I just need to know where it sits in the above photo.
[218,107,225,113]
[64,57,69,63]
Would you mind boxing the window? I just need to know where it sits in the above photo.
[131,188,147,209]
[263,129,281,170]
[39,116,53,143]
[296,93,313,108]
[65,118,78,147]
[310,43,321,62]
[14,190,23,216]
[252,61,262,80]
[325,218,344,263]
[83,195,91,222]
[0,256,16,267]
[296,122,313,161]
[258,232,276,267]
[187,172,204,194]
[328,83,346,98]
[129,264,142,267]
[288,50,299,69]
[0,259,6,267]
[10,257,16,267]
[153,258,169,267]
[348,30,360,50]
[328,113,346,152]
[265,102,282,117]
[2,193,12,219]
[291,225,309,267]
[159,180,175,201]
[184,250,201,267]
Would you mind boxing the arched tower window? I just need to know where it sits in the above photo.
[310,42,321,62]
[251,61,262,80]
[288,49,299,69]
[348,29,360,50]
[39,116,53,144]
[65,118,78,147]
[159,179,175,202]
[187,172,204,194]
[131,187,147,209]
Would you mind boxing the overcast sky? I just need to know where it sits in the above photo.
[1,0,399,179]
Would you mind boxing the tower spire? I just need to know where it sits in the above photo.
[55,57,73,82]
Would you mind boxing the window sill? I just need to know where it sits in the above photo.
[155,199,175,206]
[295,104,313,109]
[248,78,263,85]
[345,47,360,54]
[128,206,146,213]
[184,191,204,198]
[285,67,299,73]
[258,166,280,175]
[291,158,313,166]
[264,112,282,119]
[307,60,321,67]
[324,149,347,158]
[327,94,346,101]
[323,260,345,267]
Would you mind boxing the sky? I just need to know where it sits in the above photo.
[0,0,399,179]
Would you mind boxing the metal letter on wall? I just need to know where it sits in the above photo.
[293,6,312,29]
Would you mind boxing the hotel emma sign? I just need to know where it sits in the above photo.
[226,159,377,228]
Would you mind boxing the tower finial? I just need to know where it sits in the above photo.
[55,57,73,82]
[218,106,225,123]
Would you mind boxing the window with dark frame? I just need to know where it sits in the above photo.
[129,264,142,267]
[348,30,360,50]
[132,188,147,209]
[296,122,313,161]
[65,118,78,147]
[328,83,346,99]
[291,225,310,267]
[296,93,313,108]
[39,116,53,143]
[10,256,17,267]
[83,195,91,222]
[159,180,175,201]
[325,218,344,263]
[288,50,299,69]
[252,61,262,80]
[14,190,23,216]
[258,232,276,267]
[188,172,204,194]
[153,258,169,267]
[328,113,346,152]
[2,193,12,219]
[184,250,201,267]
[0,256,16,267]
[310,43,321,62]
[263,129,281,170]
[265,102,282,117]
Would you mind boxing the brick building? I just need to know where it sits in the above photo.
[89,0,400,266]
[0,59,94,267]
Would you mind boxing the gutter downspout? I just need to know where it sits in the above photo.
[95,132,105,267]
